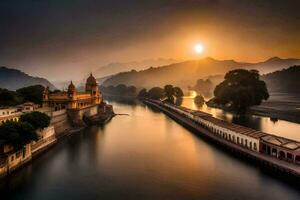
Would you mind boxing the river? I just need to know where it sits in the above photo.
[181,97,300,141]
[0,100,299,200]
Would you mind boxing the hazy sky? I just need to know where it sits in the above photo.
[0,0,300,81]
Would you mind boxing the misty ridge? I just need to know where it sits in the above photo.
[94,58,178,78]
[1,56,300,96]
[102,57,300,94]
[0,67,56,91]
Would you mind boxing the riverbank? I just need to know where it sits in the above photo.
[1,100,300,200]
[250,100,300,124]
[0,104,114,179]
[143,99,300,181]
[206,93,300,124]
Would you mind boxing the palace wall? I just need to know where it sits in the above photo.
[50,109,73,138]
[0,103,104,178]
[67,104,99,125]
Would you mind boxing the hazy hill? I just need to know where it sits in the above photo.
[249,57,300,74]
[0,67,56,91]
[103,57,300,89]
[94,58,178,78]
[261,65,300,93]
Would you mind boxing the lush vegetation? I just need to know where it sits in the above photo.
[261,65,300,93]
[0,112,50,149]
[16,85,45,105]
[192,79,215,98]
[100,84,137,97]
[147,87,165,100]
[138,84,184,103]
[210,69,269,114]
[194,95,205,106]
[138,88,148,98]
[0,85,46,106]
[0,121,38,149]
[0,88,22,106]
[163,85,184,103]
[20,112,51,130]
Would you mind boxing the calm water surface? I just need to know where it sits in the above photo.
[0,100,299,200]
[181,97,300,141]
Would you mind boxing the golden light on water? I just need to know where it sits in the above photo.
[194,43,204,54]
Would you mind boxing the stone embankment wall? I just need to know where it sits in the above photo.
[67,105,99,127]
[31,126,57,156]
[0,126,57,178]
[49,109,73,138]
[0,104,109,179]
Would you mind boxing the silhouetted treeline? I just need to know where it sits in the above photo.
[261,65,300,93]
[0,111,50,149]
[0,85,46,106]
[138,84,184,104]
[208,69,269,114]
[100,84,137,97]
[192,79,215,98]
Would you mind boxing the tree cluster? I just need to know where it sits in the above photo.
[192,79,214,97]
[194,95,205,106]
[0,85,46,106]
[0,112,50,150]
[100,84,137,97]
[138,85,184,104]
[212,69,269,114]
[20,111,51,130]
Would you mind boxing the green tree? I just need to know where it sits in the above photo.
[127,86,137,96]
[213,69,269,114]
[173,87,184,98]
[138,88,148,98]
[115,84,127,95]
[20,111,51,130]
[194,95,205,106]
[0,88,21,106]
[148,87,164,100]
[0,121,38,149]
[164,85,174,102]
[16,85,45,105]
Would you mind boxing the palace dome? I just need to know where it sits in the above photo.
[68,81,76,91]
[86,73,97,85]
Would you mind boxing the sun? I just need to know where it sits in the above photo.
[194,43,204,54]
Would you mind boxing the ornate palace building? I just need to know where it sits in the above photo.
[43,74,102,110]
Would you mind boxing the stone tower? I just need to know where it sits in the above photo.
[68,81,77,109]
[85,73,102,104]
[42,86,49,107]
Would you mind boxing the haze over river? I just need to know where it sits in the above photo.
[1,100,299,200]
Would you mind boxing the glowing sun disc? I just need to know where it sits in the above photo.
[194,43,204,54]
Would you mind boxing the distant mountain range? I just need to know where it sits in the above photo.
[102,57,300,89]
[94,58,178,78]
[262,65,300,93]
[192,65,300,99]
[0,67,56,91]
